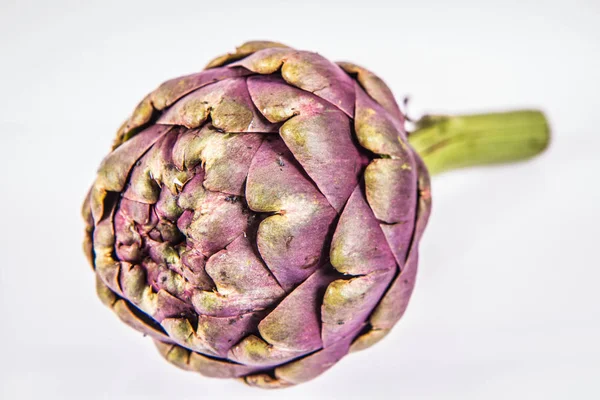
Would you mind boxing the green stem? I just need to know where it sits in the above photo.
[408,110,550,175]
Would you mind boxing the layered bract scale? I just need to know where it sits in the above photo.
[82,41,432,388]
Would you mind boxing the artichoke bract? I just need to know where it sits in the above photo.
[82,41,549,388]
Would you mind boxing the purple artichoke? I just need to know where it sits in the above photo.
[82,41,549,388]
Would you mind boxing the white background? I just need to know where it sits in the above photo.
[1,0,599,399]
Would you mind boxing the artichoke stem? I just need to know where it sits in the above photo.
[408,110,550,175]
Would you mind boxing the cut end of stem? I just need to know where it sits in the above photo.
[408,110,550,175]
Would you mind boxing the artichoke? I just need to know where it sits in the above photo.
[82,41,549,388]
